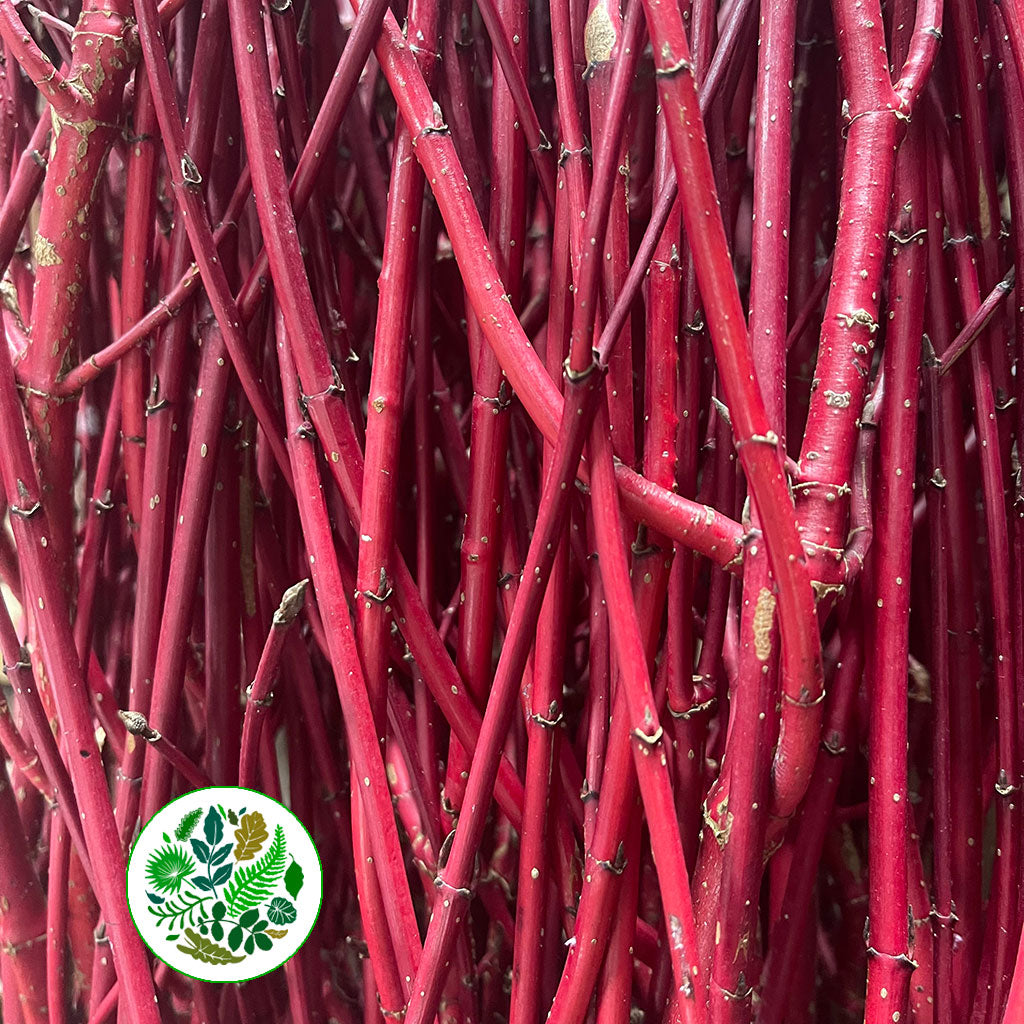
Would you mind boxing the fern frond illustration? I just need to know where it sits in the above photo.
[147,890,210,930]
[223,825,287,916]
[174,807,204,841]
[146,844,197,895]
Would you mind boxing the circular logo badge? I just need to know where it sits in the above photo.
[127,787,323,983]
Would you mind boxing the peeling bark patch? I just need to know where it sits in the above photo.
[753,587,776,662]
[584,4,616,65]
[824,390,852,408]
[32,235,62,267]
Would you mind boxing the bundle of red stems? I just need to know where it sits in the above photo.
[2,0,1024,1019]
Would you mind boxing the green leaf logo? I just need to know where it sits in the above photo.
[174,807,203,841]
[284,859,304,900]
[204,807,224,847]
[128,787,322,983]
[146,845,197,895]
[266,898,296,925]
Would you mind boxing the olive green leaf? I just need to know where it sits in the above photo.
[265,928,288,939]
[284,858,304,900]
[174,808,203,841]
[233,811,269,861]
[176,928,246,964]
[146,844,196,895]
[223,825,286,916]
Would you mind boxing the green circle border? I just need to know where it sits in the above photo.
[126,785,325,985]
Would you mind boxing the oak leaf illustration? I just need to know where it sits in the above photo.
[233,811,269,861]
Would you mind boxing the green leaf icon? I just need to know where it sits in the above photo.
[211,863,234,886]
[284,859,304,900]
[210,843,233,866]
[239,908,260,929]
[227,926,243,952]
[266,897,296,926]
[254,933,273,951]
[204,806,224,847]
[174,807,203,841]
[146,845,197,895]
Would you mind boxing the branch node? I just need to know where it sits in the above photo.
[530,701,564,729]
[563,351,602,383]
[655,56,694,79]
[632,724,664,746]
[593,842,628,875]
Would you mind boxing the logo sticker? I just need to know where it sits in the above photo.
[127,787,322,983]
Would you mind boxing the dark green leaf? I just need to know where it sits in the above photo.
[254,933,273,951]
[251,919,267,932]
[284,859,304,901]
[266,898,296,926]
[211,863,233,886]
[166,934,179,941]
[227,926,243,952]
[210,921,223,942]
[147,892,165,905]
[239,908,260,929]
[244,934,255,955]
[190,839,211,863]
[191,876,215,892]
[211,843,233,866]
[211,901,226,920]
[204,807,224,847]
[227,810,239,825]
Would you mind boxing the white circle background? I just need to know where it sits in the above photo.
[127,787,323,983]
